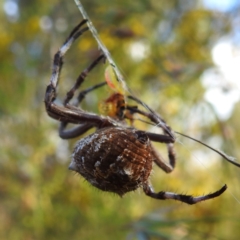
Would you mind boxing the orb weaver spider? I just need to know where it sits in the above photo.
[45,19,232,204]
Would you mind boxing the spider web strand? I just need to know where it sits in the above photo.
[74,0,128,93]
[175,131,239,168]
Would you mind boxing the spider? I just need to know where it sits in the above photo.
[45,19,227,205]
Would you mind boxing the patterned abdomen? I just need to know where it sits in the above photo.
[69,127,153,196]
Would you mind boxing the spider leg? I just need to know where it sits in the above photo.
[74,82,106,106]
[59,51,106,138]
[59,82,107,139]
[63,55,106,106]
[151,144,175,173]
[45,21,111,136]
[58,42,106,138]
[126,105,176,173]
[45,20,89,106]
[45,99,111,127]
[58,22,107,137]
[127,95,174,139]
[50,19,89,90]
[146,133,175,173]
[59,122,94,139]
[143,183,227,205]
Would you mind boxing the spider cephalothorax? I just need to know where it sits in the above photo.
[99,93,126,119]
[45,19,228,204]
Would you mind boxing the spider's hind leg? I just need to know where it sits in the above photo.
[143,183,227,205]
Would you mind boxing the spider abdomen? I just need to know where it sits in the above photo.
[69,127,153,196]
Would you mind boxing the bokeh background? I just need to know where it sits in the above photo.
[1,0,240,239]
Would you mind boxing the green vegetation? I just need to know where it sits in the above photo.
[1,0,240,239]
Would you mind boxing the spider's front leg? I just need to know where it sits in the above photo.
[59,82,106,139]
[58,52,106,139]
[143,182,227,205]
[45,20,111,130]
[45,19,89,113]
[45,20,88,106]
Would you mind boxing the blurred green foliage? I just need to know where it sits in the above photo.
[1,0,240,239]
